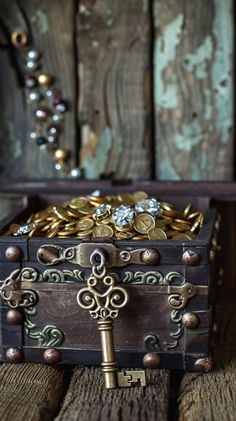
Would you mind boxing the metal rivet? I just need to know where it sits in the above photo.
[141,249,160,265]
[182,312,199,329]
[5,246,23,262]
[6,347,23,363]
[182,250,201,266]
[143,352,160,368]
[194,356,213,372]
[6,309,24,325]
[43,348,61,365]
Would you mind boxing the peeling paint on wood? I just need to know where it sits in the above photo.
[78,0,152,180]
[154,0,234,181]
[31,9,49,34]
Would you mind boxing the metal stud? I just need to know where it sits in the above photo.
[182,250,201,266]
[194,356,213,372]
[141,249,160,265]
[6,309,23,325]
[5,246,23,262]
[6,347,23,363]
[182,312,199,329]
[143,352,160,369]
[43,348,61,365]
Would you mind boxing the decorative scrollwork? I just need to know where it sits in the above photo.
[144,334,162,351]
[122,270,183,285]
[77,273,129,320]
[0,269,37,308]
[24,307,64,347]
[77,249,129,320]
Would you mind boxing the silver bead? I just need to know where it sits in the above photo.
[45,89,54,97]
[39,144,48,150]
[26,60,39,71]
[70,167,81,178]
[48,135,57,144]
[30,131,38,139]
[27,49,40,61]
[51,114,63,124]
[27,91,41,103]
[55,163,62,171]
[54,102,67,113]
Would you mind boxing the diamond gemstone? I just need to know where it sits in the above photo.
[93,204,112,219]
[135,197,161,218]
[113,205,135,227]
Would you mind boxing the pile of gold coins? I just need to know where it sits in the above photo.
[8,191,204,241]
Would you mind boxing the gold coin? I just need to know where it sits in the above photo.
[170,222,190,232]
[155,221,167,231]
[172,233,192,241]
[69,197,88,209]
[162,209,179,218]
[161,201,174,211]
[67,207,83,218]
[166,229,177,238]
[58,227,79,236]
[160,216,173,224]
[76,218,94,231]
[52,206,72,222]
[132,191,148,202]
[183,203,192,218]
[132,235,148,240]
[115,230,136,239]
[77,229,92,238]
[93,225,114,238]
[187,211,200,220]
[10,224,20,235]
[134,213,155,234]
[174,218,191,226]
[148,228,167,240]
[185,230,197,240]
[47,226,61,238]
[118,192,135,206]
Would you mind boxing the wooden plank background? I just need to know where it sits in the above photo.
[0,0,234,180]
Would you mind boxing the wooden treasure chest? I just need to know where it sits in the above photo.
[0,184,218,388]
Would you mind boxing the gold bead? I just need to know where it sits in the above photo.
[38,73,54,86]
[54,148,70,163]
[11,31,28,48]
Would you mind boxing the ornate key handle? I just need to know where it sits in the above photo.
[77,248,129,388]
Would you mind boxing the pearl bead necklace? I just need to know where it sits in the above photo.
[11,31,81,179]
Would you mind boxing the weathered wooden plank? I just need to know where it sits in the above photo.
[78,0,152,180]
[0,0,77,179]
[153,0,234,180]
[0,363,64,420]
[178,300,236,420]
[0,1,28,179]
[56,367,170,421]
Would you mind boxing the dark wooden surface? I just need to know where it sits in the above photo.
[0,0,234,180]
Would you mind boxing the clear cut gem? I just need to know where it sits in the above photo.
[135,197,161,218]
[113,205,135,227]
[93,204,112,219]
[18,222,36,235]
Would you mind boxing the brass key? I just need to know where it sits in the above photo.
[77,248,129,388]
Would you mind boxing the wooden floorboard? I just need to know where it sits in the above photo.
[178,300,236,421]
[55,367,170,421]
[0,363,64,421]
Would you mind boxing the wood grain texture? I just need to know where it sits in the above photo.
[178,300,236,421]
[153,0,234,180]
[0,1,28,179]
[56,367,170,421]
[78,0,152,180]
[0,363,64,420]
[0,0,77,179]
